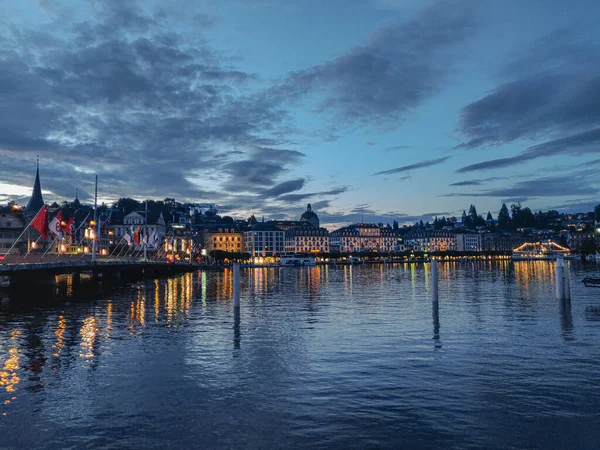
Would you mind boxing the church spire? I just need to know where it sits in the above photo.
[26,156,44,214]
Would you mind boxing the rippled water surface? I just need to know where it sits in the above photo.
[1,261,600,449]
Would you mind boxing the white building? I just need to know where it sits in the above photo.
[454,233,482,252]
[108,211,166,249]
[404,231,455,252]
[284,225,329,254]
[243,222,284,256]
[330,223,396,253]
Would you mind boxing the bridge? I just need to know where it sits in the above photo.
[0,255,201,287]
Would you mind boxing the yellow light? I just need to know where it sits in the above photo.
[90,220,96,226]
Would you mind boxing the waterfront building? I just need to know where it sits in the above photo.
[108,211,166,248]
[202,226,243,253]
[284,224,329,254]
[403,230,455,252]
[243,222,284,256]
[0,205,26,256]
[482,232,526,252]
[455,233,482,252]
[330,223,396,253]
[568,231,597,251]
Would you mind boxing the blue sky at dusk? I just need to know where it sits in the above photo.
[1,0,599,228]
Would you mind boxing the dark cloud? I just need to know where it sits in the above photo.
[457,127,600,173]
[444,173,599,199]
[365,141,377,146]
[277,187,348,203]
[0,0,297,204]
[269,0,476,125]
[457,30,600,149]
[319,207,452,229]
[261,178,305,198]
[374,156,450,175]
[449,180,481,186]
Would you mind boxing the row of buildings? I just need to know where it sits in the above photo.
[2,166,600,258]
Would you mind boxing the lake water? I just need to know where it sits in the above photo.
[1,261,600,449]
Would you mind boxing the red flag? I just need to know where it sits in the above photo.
[134,227,141,245]
[31,205,49,239]
[65,217,75,237]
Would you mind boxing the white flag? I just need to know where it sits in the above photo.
[49,210,64,237]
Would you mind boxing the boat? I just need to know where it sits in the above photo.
[279,255,316,267]
[582,277,600,288]
[511,241,572,261]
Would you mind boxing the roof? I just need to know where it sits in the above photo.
[26,162,44,214]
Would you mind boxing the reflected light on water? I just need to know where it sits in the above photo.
[79,316,98,360]
[1,329,21,415]
[52,316,66,358]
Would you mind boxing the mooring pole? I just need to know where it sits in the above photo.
[555,256,571,301]
[233,262,240,308]
[431,259,439,303]
[92,175,98,263]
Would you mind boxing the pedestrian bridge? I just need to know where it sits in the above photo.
[0,255,198,285]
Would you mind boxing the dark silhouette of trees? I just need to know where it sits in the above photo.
[498,203,510,229]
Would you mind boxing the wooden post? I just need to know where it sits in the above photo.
[431,259,439,303]
[233,262,240,308]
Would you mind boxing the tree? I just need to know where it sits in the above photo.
[393,220,399,231]
[498,203,510,229]
[468,204,478,224]
[486,211,493,221]
[461,210,468,226]
[579,237,598,256]
[595,204,600,222]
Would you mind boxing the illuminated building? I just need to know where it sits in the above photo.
[284,224,329,254]
[404,230,455,252]
[243,223,284,256]
[0,206,26,256]
[330,223,396,253]
[202,227,243,253]
[107,211,166,249]
[454,233,482,252]
[483,232,525,252]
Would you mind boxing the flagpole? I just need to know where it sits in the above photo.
[144,200,148,263]
[92,174,98,263]
[3,204,46,258]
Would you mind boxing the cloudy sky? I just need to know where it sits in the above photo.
[1,0,599,228]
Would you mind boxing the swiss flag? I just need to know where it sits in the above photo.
[49,210,64,237]
[31,205,50,239]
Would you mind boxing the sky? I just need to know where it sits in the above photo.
[1,0,599,229]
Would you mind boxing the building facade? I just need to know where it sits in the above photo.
[243,223,284,256]
[482,232,526,252]
[108,211,166,249]
[0,206,26,256]
[202,226,243,253]
[330,223,396,253]
[454,233,482,252]
[284,225,330,254]
[404,231,455,252]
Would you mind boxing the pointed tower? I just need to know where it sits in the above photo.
[26,158,44,217]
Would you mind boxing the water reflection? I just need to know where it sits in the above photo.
[79,316,98,361]
[559,298,574,342]
[432,300,441,349]
[0,330,21,400]
[233,308,241,350]
[0,264,599,448]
